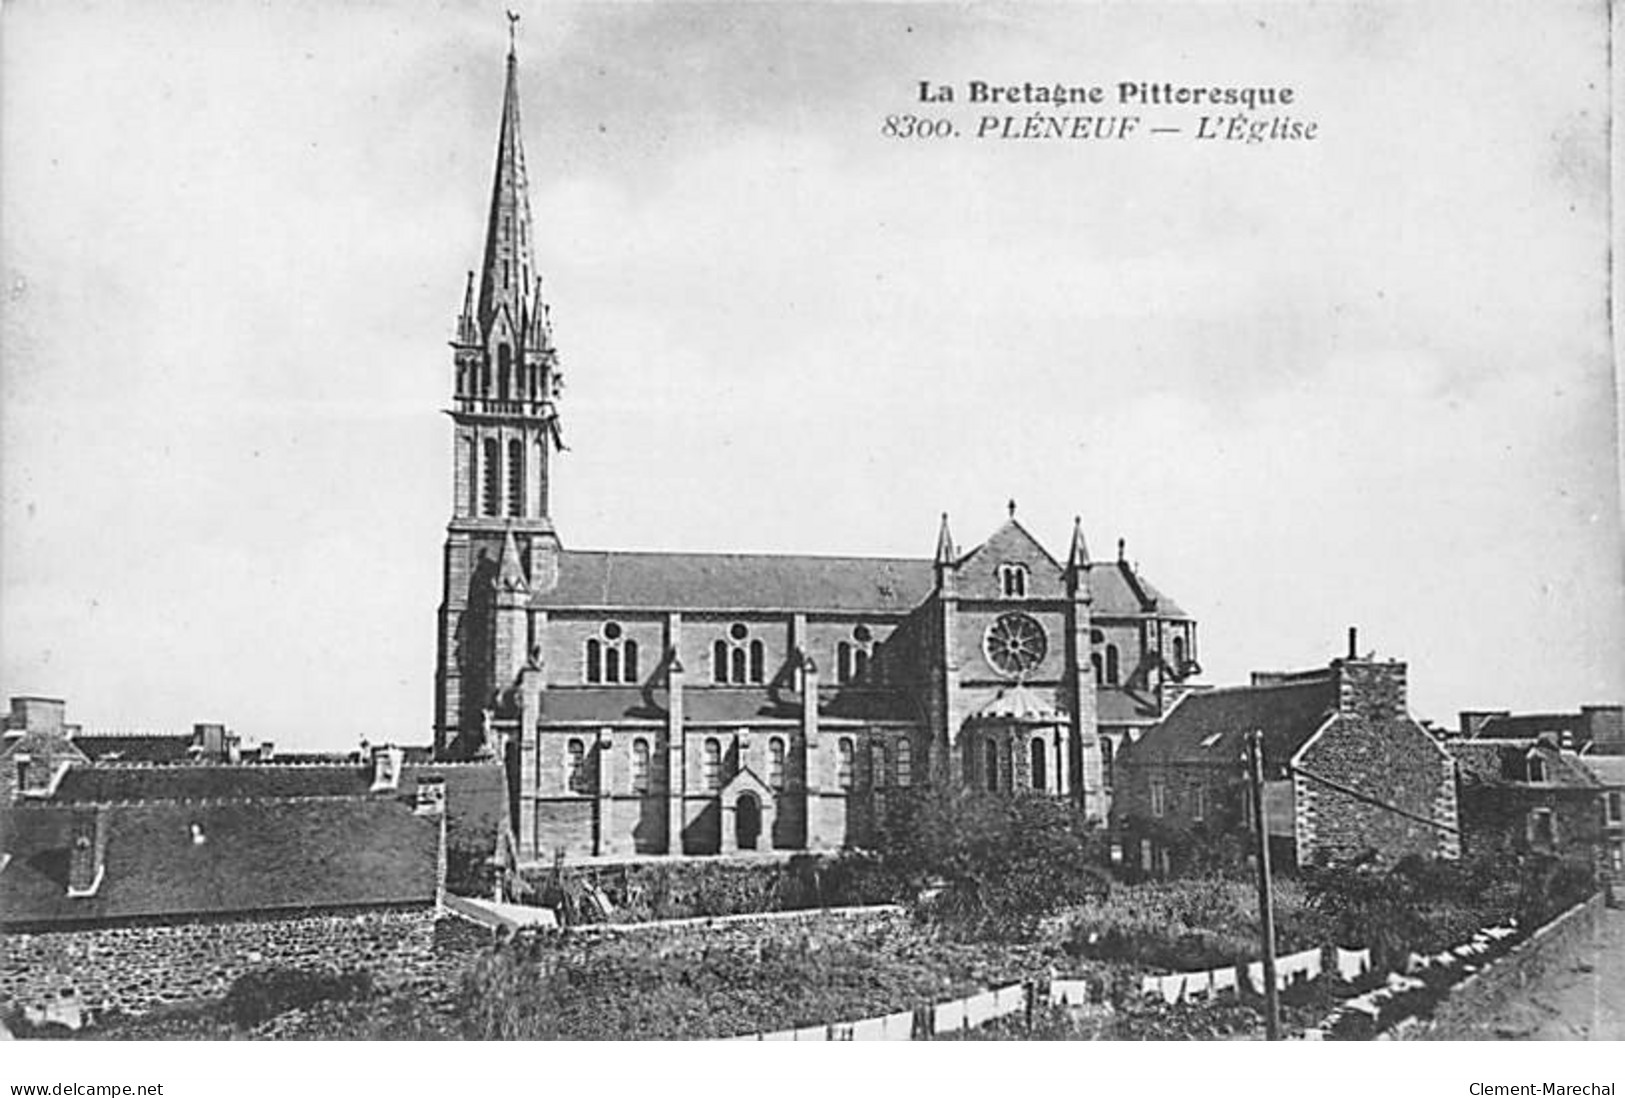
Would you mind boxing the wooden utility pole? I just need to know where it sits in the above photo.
[1246,728,1281,1040]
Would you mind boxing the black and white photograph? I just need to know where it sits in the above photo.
[1,0,1621,1081]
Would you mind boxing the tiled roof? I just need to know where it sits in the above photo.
[528,549,1185,618]
[1450,740,1601,790]
[0,797,438,927]
[1096,688,1165,726]
[1123,678,1340,769]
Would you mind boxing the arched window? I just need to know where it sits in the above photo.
[1031,738,1047,791]
[836,625,876,685]
[985,740,999,793]
[507,439,524,517]
[566,739,585,793]
[631,738,650,794]
[1105,645,1120,686]
[768,737,786,790]
[1091,653,1103,682]
[999,563,1029,598]
[1004,740,1015,792]
[482,438,500,516]
[896,738,913,787]
[497,344,512,399]
[586,623,639,684]
[703,738,721,792]
[716,624,765,685]
[837,738,854,790]
[872,741,887,789]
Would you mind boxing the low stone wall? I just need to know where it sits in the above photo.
[1414,893,1605,1040]
[0,906,487,1023]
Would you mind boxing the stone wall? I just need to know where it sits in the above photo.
[0,905,486,1022]
[1297,715,1458,863]
[1414,893,1605,1039]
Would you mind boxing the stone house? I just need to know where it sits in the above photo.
[431,44,1205,864]
[1112,637,1459,876]
[1579,755,1625,888]
[1449,735,1609,873]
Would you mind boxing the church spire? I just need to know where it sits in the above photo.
[477,36,535,333]
[1067,515,1091,570]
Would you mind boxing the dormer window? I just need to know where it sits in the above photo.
[1527,754,1546,783]
[586,622,639,684]
[998,563,1029,599]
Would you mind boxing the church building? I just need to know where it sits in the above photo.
[433,43,1201,863]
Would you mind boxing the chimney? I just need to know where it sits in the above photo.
[1581,705,1623,754]
[371,745,405,792]
[1335,650,1409,723]
[192,723,228,762]
[1347,626,1358,660]
[414,775,447,816]
[10,697,66,735]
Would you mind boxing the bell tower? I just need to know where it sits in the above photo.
[435,31,565,759]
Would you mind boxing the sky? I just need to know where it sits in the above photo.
[2,1,1620,751]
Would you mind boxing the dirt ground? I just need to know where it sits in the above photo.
[1458,905,1625,1040]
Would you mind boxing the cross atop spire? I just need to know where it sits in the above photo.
[506,10,520,57]
[477,31,536,335]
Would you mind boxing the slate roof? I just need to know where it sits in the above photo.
[527,550,1185,617]
[0,797,438,928]
[536,687,920,725]
[1450,740,1601,790]
[1473,714,1584,741]
[70,733,195,764]
[1581,755,1625,788]
[1123,678,1340,769]
[43,761,509,862]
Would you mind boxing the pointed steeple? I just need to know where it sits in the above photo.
[934,512,956,566]
[477,42,535,334]
[1067,516,1090,570]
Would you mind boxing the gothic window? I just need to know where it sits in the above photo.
[836,624,876,685]
[703,738,721,792]
[1105,644,1121,686]
[498,344,512,399]
[631,738,650,794]
[1004,740,1014,792]
[985,739,999,793]
[837,738,854,790]
[482,438,500,516]
[1031,738,1046,791]
[872,741,887,789]
[998,563,1029,598]
[896,738,913,788]
[586,623,638,684]
[507,439,524,517]
[715,623,765,685]
[1101,736,1114,790]
[566,739,585,793]
[1091,653,1103,682]
[768,736,786,790]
